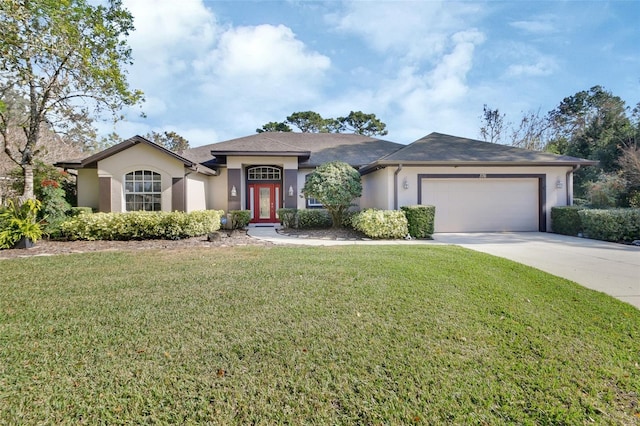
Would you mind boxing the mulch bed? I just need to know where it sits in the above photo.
[0,230,271,260]
[277,227,369,240]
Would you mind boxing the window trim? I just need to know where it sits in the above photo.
[124,170,162,212]
[304,173,323,208]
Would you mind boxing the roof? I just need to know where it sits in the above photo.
[359,132,598,173]
[181,132,405,168]
[55,135,217,176]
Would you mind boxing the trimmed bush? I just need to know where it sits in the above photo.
[551,206,584,236]
[352,209,408,239]
[341,209,359,229]
[69,207,93,216]
[60,210,223,241]
[297,209,332,229]
[400,205,435,239]
[578,208,640,242]
[277,208,297,228]
[229,210,251,229]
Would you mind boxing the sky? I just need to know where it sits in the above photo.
[103,0,640,147]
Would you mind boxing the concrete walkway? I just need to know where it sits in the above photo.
[247,226,640,309]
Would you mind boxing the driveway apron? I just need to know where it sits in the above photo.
[434,232,640,309]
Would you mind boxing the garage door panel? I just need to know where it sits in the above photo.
[422,178,539,232]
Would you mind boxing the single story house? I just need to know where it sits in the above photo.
[56,132,596,233]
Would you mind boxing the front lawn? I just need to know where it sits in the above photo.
[1,246,638,424]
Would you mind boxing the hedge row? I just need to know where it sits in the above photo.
[550,206,584,236]
[578,209,640,242]
[277,208,334,229]
[551,206,640,242]
[352,209,408,239]
[400,205,435,239]
[60,210,223,241]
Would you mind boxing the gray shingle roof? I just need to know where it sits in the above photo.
[181,132,405,168]
[360,132,597,172]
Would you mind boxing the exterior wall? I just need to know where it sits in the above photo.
[227,156,299,210]
[97,143,186,212]
[209,168,228,212]
[186,173,208,211]
[296,168,314,209]
[77,168,99,209]
[361,167,393,209]
[391,165,572,232]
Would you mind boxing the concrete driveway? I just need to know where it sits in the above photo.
[434,232,640,309]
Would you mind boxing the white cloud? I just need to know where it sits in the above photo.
[330,1,484,62]
[117,1,332,145]
[502,44,558,78]
[510,15,559,34]
[123,0,218,84]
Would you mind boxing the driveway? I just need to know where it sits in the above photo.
[434,232,640,309]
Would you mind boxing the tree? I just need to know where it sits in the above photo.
[144,131,190,152]
[546,86,634,198]
[508,109,550,151]
[0,0,143,201]
[336,111,388,136]
[256,121,292,133]
[257,111,389,136]
[286,111,328,133]
[302,161,362,228]
[479,104,506,144]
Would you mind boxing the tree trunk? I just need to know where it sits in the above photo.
[20,163,35,202]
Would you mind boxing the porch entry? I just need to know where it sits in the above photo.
[248,183,281,223]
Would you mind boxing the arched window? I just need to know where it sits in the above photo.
[247,166,281,181]
[124,170,162,211]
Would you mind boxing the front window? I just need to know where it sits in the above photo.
[124,170,162,211]
[305,173,323,208]
[248,166,281,181]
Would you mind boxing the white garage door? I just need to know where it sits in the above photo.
[421,178,539,232]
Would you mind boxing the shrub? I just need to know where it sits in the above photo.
[69,207,93,216]
[277,208,297,228]
[578,208,640,242]
[400,205,435,239]
[341,209,359,229]
[229,210,251,229]
[351,209,408,239]
[302,161,362,228]
[585,173,626,208]
[551,206,584,236]
[0,199,43,249]
[297,209,332,229]
[39,181,71,238]
[60,210,222,241]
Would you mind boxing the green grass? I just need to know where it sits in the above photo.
[1,245,638,425]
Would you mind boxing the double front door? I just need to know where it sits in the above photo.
[248,183,280,223]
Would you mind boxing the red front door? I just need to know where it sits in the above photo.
[249,183,280,223]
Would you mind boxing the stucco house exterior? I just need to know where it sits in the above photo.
[56,132,596,233]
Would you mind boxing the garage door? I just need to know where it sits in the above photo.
[421,178,539,232]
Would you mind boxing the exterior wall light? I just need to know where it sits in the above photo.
[402,177,409,190]
[230,185,237,197]
[288,185,294,196]
[556,179,563,189]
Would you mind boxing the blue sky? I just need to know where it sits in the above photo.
[106,0,640,147]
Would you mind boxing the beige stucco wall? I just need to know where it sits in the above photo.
[186,173,208,212]
[377,165,573,231]
[361,167,393,209]
[97,143,187,212]
[208,168,228,212]
[77,168,99,209]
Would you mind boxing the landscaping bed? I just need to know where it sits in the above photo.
[0,230,270,260]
